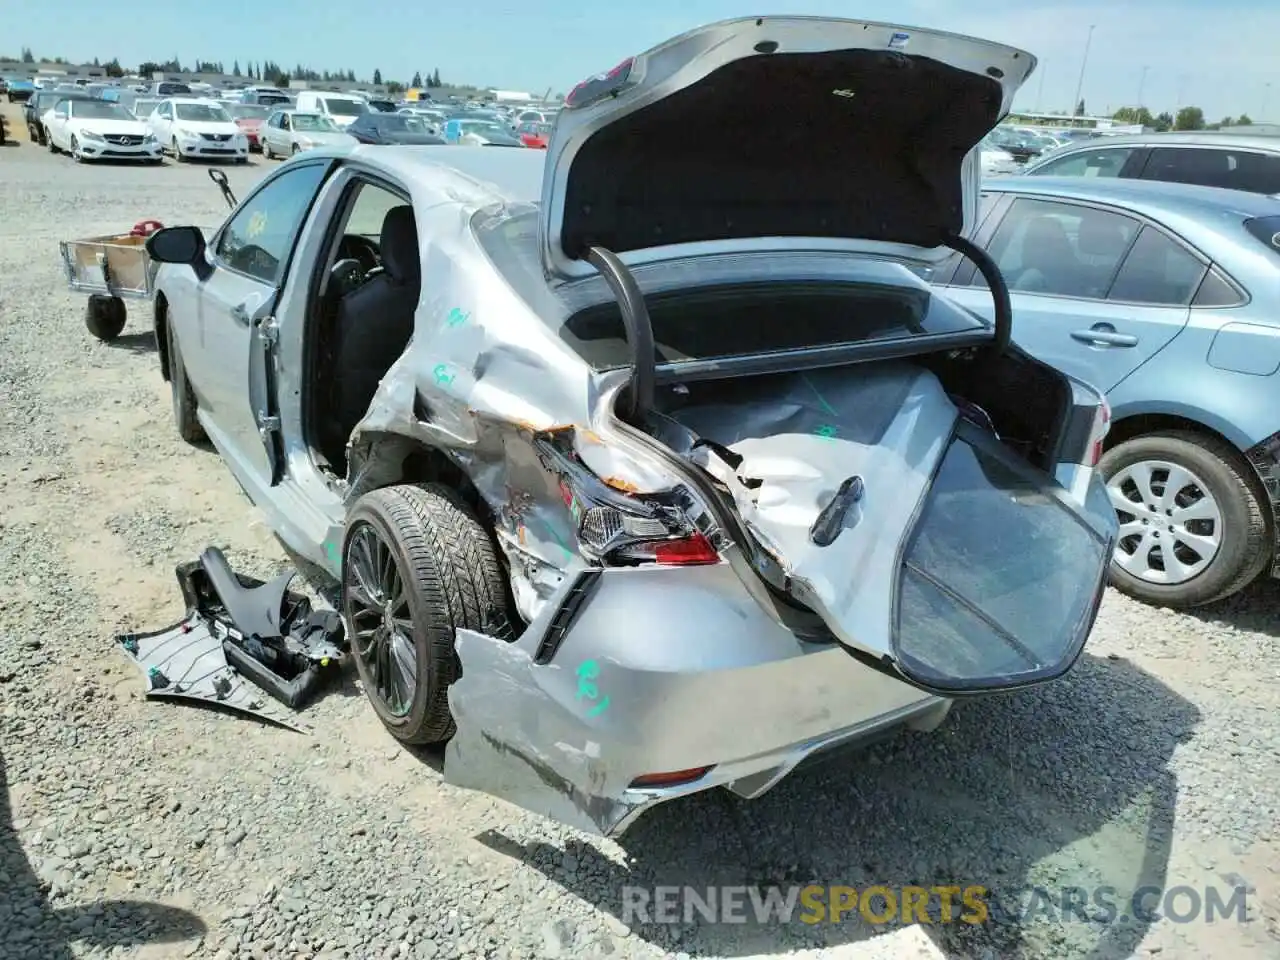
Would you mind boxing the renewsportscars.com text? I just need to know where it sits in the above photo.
[621,884,1249,926]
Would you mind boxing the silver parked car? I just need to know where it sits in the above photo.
[261,109,356,159]
[143,17,1116,836]
[1022,132,1280,195]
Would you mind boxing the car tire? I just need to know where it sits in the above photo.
[342,483,511,746]
[48,134,58,154]
[1099,430,1272,608]
[172,138,186,162]
[291,144,299,156]
[263,142,273,159]
[84,294,127,341]
[165,318,206,444]
[70,135,83,162]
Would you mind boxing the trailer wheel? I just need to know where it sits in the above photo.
[85,295,127,341]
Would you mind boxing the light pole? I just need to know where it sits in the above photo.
[1035,61,1046,112]
[1072,24,1096,117]
[1264,82,1272,120]
[1136,65,1149,108]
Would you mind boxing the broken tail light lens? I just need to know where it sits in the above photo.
[546,442,720,567]
[575,498,719,566]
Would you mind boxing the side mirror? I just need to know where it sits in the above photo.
[146,226,207,271]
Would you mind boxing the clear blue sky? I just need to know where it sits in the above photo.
[2,0,1274,121]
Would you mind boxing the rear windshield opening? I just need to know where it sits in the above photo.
[560,281,986,370]
[1245,216,1280,258]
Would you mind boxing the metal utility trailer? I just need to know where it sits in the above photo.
[60,169,239,342]
[59,226,163,341]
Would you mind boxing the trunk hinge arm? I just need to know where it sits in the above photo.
[943,234,1012,355]
[580,245,655,426]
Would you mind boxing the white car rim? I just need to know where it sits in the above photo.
[1107,459,1224,585]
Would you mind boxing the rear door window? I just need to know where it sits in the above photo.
[1030,147,1135,178]
[1141,147,1280,194]
[968,197,1139,298]
[1106,227,1208,306]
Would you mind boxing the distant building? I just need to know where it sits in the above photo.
[1218,123,1280,137]
[489,89,533,102]
[1006,110,1142,133]
[0,60,105,81]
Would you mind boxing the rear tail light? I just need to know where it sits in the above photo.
[1086,398,1111,467]
[542,437,720,567]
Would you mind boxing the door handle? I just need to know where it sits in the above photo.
[1071,328,1138,347]
[230,303,252,326]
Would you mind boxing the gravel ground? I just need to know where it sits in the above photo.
[1,103,1279,960]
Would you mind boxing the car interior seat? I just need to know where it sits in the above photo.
[325,204,421,468]
[1011,216,1079,294]
[1076,216,1135,297]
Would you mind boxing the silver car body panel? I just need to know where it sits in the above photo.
[152,21,1116,839]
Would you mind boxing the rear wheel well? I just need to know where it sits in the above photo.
[1104,413,1274,523]
[154,293,171,381]
[351,436,493,529]
[1106,413,1236,454]
[349,436,519,628]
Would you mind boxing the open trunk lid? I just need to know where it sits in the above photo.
[540,16,1036,279]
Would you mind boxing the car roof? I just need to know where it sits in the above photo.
[305,144,545,206]
[983,175,1280,218]
[1042,132,1280,153]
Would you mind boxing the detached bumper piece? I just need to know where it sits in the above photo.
[114,548,345,733]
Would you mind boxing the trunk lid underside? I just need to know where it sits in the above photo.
[541,17,1036,278]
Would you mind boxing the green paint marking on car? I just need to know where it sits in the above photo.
[432,363,455,386]
[446,307,469,327]
[576,659,609,714]
[814,424,839,439]
[325,539,341,567]
[801,373,839,417]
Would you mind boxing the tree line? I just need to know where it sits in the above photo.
[8,47,453,92]
[1109,105,1252,132]
[1063,99,1254,132]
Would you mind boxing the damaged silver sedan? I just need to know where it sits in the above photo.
[144,16,1118,836]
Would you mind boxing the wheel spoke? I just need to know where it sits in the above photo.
[1159,464,1197,510]
[1171,498,1220,524]
[1169,526,1220,556]
[1114,531,1157,577]
[1160,545,1207,582]
[1125,462,1159,506]
[1106,482,1141,514]
[1117,519,1146,538]
[352,625,379,655]
[350,531,381,603]
[378,539,396,593]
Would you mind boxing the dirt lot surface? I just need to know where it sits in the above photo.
[1,100,1279,960]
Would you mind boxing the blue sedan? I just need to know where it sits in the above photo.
[934,176,1280,608]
